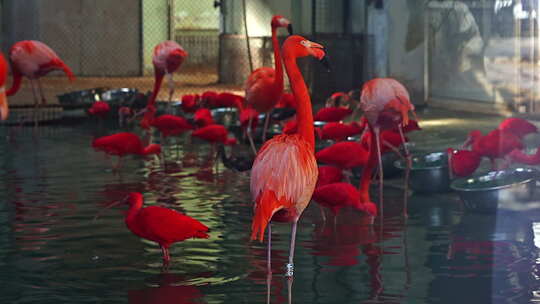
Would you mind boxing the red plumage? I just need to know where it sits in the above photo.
[181,94,199,113]
[498,117,537,139]
[92,132,160,157]
[123,192,209,263]
[194,108,215,127]
[447,148,482,177]
[88,101,110,116]
[151,114,193,137]
[319,122,363,141]
[315,141,369,170]
[312,182,376,216]
[316,166,343,187]
[191,124,232,144]
[313,107,353,122]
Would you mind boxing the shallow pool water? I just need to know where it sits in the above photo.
[1,110,540,303]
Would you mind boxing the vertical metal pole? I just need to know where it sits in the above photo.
[423,3,430,105]
[242,0,253,73]
[312,0,316,36]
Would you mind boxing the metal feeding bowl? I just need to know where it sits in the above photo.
[57,87,108,109]
[395,151,450,193]
[101,88,138,106]
[211,107,239,127]
[450,168,538,213]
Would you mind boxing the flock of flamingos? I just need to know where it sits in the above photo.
[1,15,540,278]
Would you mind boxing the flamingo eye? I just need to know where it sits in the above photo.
[300,40,310,48]
[278,17,287,25]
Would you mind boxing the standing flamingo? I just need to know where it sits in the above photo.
[0,52,9,120]
[100,192,209,265]
[245,15,293,144]
[142,41,188,129]
[7,40,75,126]
[359,78,417,218]
[250,35,327,277]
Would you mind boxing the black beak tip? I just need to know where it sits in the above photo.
[287,24,293,35]
[320,56,331,73]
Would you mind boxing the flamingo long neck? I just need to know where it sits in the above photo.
[271,27,284,95]
[283,55,314,149]
[6,68,22,96]
[359,128,377,202]
[148,70,164,107]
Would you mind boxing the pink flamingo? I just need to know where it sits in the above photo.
[245,15,293,144]
[142,41,188,129]
[359,78,417,218]
[7,40,75,126]
[250,35,327,277]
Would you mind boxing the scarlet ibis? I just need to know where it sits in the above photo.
[92,132,161,169]
[193,108,215,127]
[0,52,9,120]
[87,101,110,117]
[104,192,209,264]
[318,121,364,141]
[324,91,352,108]
[312,182,377,217]
[316,165,344,187]
[191,124,235,145]
[245,15,293,142]
[359,77,417,218]
[151,114,193,138]
[313,107,353,122]
[506,147,540,166]
[250,35,327,277]
[7,40,75,126]
[315,141,370,171]
[463,129,523,170]
[447,148,482,178]
[181,94,199,113]
[498,117,537,139]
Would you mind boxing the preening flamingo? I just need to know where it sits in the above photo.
[7,40,75,126]
[359,78,417,218]
[142,41,188,129]
[250,35,327,277]
[92,132,162,169]
[0,52,9,120]
[101,192,209,265]
[245,15,293,144]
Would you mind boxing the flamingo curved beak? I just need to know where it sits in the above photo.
[0,87,8,121]
[319,55,331,72]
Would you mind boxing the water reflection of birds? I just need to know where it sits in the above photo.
[128,272,207,304]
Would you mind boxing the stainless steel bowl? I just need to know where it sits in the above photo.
[395,151,450,193]
[450,167,538,213]
[211,107,239,127]
[101,88,138,106]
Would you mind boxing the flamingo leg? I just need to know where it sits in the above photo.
[29,79,39,128]
[247,115,257,155]
[287,277,293,304]
[166,73,174,114]
[36,79,47,105]
[319,205,327,222]
[266,270,272,304]
[261,112,271,143]
[397,125,411,218]
[267,222,272,274]
[373,127,384,221]
[285,220,298,277]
